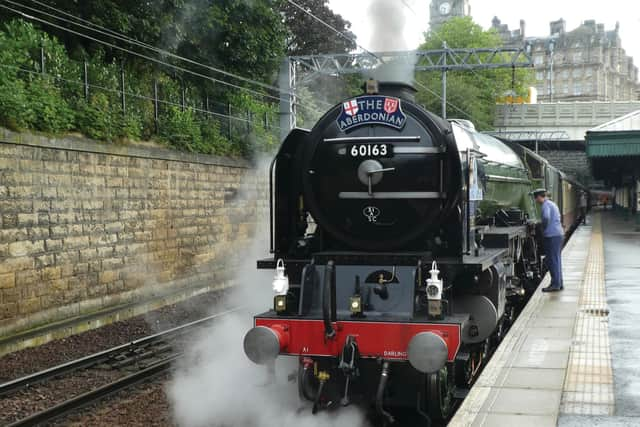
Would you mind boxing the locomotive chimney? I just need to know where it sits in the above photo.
[364,79,417,103]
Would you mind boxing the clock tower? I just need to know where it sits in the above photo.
[429,0,471,30]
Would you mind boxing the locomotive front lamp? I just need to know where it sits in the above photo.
[272,259,289,296]
[426,261,444,318]
[350,295,363,314]
[274,294,287,313]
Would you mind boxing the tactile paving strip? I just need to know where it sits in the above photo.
[560,214,615,415]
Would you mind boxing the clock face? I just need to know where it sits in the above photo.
[439,2,451,15]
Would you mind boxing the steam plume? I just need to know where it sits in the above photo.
[366,0,417,84]
[168,158,368,427]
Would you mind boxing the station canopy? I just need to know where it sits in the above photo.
[586,110,640,184]
[587,110,640,158]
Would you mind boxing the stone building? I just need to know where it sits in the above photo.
[429,0,471,30]
[493,17,640,102]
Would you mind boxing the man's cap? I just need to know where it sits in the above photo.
[531,188,547,197]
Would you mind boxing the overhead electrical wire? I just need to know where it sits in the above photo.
[20,0,294,99]
[399,0,512,127]
[287,0,486,125]
[286,0,382,62]
[0,0,326,112]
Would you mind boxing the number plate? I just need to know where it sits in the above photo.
[349,144,393,158]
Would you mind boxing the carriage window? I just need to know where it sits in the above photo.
[525,153,544,179]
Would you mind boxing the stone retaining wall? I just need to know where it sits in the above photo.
[0,128,266,336]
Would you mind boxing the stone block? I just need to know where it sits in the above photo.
[48,278,68,291]
[2,286,19,303]
[15,270,40,287]
[45,239,63,252]
[55,250,80,264]
[105,222,124,234]
[28,227,50,240]
[88,260,102,272]
[82,200,103,210]
[0,256,33,274]
[102,258,124,270]
[0,302,18,319]
[18,297,41,314]
[0,228,28,242]
[60,264,74,278]
[107,280,125,294]
[41,266,61,281]
[79,248,98,262]
[97,246,114,258]
[73,263,89,275]
[17,213,38,227]
[34,254,55,268]
[64,235,90,250]
[0,272,15,289]
[99,270,118,284]
[50,225,68,238]
[9,240,44,256]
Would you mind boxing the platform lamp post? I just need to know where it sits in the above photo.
[635,177,640,231]
[547,38,556,102]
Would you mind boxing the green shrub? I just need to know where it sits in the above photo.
[0,75,33,130]
[159,107,203,151]
[0,18,281,158]
[26,77,74,133]
[200,118,234,155]
[120,112,143,140]
[76,93,118,141]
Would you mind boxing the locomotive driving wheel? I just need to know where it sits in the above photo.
[426,366,454,422]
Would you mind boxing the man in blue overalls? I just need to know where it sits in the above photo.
[533,189,564,292]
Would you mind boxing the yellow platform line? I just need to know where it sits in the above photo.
[560,213,615,415]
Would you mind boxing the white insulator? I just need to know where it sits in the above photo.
[272,259,289,296]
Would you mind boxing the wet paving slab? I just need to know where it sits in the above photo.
[451,212,640,427]
[559,212,640,426]
[450,222,591,427]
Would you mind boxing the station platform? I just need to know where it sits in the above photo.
[449,210,640,427]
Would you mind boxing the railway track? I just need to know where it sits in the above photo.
[0,306,242,427]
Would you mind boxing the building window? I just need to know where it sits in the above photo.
[536,71,545,81]
[586,68,593,78]
[534,55,545,65]
[563,83,569,94]
[574,82,582,95]
[573,51,583,62]
[573,68,582,78]
[562,70,569,79]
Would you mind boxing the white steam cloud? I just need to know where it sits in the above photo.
[366,0,418,84]
[168,158,368,427]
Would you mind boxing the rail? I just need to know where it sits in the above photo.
[0,306,243,426]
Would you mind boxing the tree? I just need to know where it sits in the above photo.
[177,0,286,86]
[0,0,186,60]
[416,17,533,130]
[281,0,356,55]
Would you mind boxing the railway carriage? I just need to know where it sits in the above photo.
[243,81,586,424]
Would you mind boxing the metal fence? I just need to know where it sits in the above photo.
[3,42,282,153]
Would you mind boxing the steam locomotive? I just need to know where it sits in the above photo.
[243,81,585,424]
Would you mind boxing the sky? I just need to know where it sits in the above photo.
[328,0,640,62]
